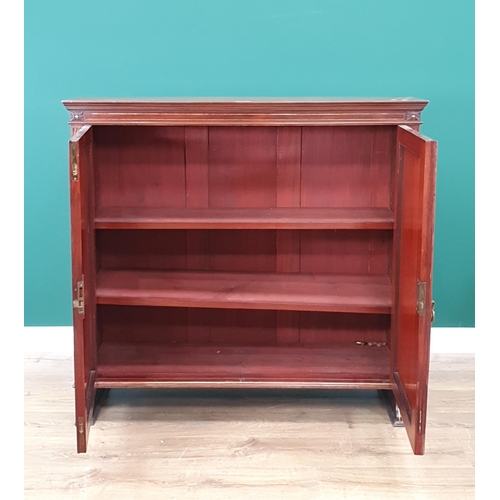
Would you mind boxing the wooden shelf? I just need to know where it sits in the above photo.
[95,207,394,230]
[95,343,391,389]
[96,270,392,314]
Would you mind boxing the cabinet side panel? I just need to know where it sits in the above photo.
[208,127,277,207]
[94,126,187,208]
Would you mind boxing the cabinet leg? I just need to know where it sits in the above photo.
[91,388,110,426]
[378,390,404,427]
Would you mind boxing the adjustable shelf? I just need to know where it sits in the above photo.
[96,270,392,314]
[95,207,395,230]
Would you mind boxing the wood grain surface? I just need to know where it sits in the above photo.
[96,270,392,314]
[25,353,474,500]
[95,207,395,230]
[64,99,435,456]
[62,97,429,128]
[94,343,391,389]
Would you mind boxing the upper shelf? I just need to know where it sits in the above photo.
[95,207,394,230]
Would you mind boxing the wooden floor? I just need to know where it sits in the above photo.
[24,353,474,499]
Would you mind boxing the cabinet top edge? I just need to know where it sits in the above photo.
[62,98,429,127]
[63,96,428,106]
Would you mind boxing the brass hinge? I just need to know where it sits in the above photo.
[77,417,85,434]
[71,142,78,181]
[73,278,84,315]
[417,410,423,434]
[416,280,426,316]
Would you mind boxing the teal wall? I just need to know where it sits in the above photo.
[24,0,474,326]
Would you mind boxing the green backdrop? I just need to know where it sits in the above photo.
[24,0,474,327]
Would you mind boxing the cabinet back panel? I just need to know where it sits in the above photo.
[300,230,392,276]
[199,309,277,345]
[97,306,388,347]
[97,229,391,276]
[301,126,394,208]
[299,311,389,344]
[98,304,188,344]
[94,126,187,208]
[93,125,395,211]
[208,230,276,272]
[97,229,188,270]
[208,127,278,207]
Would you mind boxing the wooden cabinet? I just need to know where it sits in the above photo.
[62,98,437,454]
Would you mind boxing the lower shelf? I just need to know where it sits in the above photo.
[95,343,391,390]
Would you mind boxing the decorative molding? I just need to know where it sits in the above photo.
[62,99,430,127]
[70,110,85,122]
[405,111,421,121]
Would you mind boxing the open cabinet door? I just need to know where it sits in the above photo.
[392,125,437,455]
[69,125,97,453]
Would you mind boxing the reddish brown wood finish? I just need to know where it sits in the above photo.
[96,270,392,314]
[185,126,209,208]
[96,229,391,276]
[97,306,389,347]
[95,343,391,389]
[63,97,428,127]
[301,126,394,208]
[209,127,278,207]
[69,126,96,453]
[95,207,394,229]
[94,126,187,209]
[63,98,435,455]
[391,126,437,455]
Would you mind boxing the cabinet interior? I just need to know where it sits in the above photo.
[90,124,396,387]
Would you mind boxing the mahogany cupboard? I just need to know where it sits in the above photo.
[62,98,437,454]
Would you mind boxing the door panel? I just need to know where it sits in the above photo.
[392,125,437,455]
[69,125,96,453]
